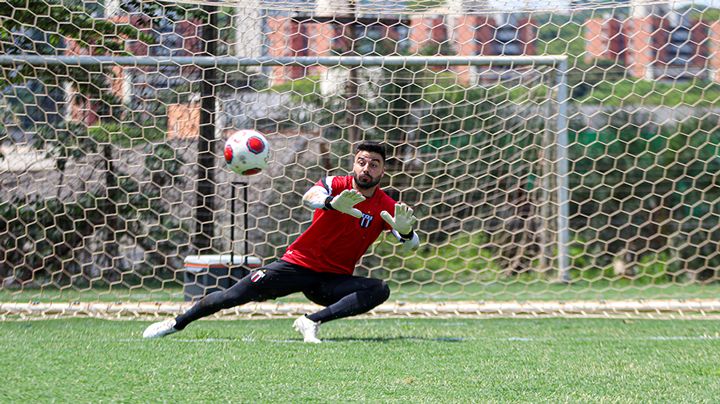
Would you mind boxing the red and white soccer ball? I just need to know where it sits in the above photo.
[223,129,270,176]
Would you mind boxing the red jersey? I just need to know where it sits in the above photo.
[282,175,396,275]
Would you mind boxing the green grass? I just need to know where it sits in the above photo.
[2,318,720,401]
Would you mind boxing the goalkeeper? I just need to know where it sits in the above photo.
[143,141,419,343]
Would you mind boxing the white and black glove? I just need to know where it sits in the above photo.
[325,189,366,219]
[380,203,417,239]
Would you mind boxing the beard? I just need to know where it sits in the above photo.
[353,172,382,189]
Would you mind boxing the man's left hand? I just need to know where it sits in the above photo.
[380,203,417,236]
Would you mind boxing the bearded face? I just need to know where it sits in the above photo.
[352,151,385,190]
[353,170,382,189]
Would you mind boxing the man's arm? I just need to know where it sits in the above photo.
[302,179,365,218]
[302,185,332,209]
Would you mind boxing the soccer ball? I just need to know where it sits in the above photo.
[223,129,270,175]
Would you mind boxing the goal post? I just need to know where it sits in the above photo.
[0,53,573,282]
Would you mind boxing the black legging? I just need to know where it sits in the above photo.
[175,260,390,330]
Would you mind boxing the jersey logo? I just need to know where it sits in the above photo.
[250,270,266,283]
[360,213,373,228]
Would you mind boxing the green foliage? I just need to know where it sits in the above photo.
[0,0,190,287]
[418,40,456,57]
[632,253,678,285]
[88,123,166,148]
[265,76,323,105]
[535,17,586,66]
[0,0,155,99]
[0,141,188,285]
[271,71,549,144]
[369,231,500,283]
[568,250,682,286]
[0,0,150,55]
[682,6,720,23]
[569,115,720,277]
[371,229,692,287]
[35,121,165,173]
[406,0,445,11]
[578,78,720,106]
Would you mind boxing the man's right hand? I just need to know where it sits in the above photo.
[328,189,366,218]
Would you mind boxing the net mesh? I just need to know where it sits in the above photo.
[1,0,720,319]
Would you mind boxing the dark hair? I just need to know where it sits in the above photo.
[355,141,386,161]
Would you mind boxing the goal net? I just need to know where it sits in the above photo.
[1,0,719,319]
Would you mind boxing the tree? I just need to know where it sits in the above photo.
[0,1,191,286]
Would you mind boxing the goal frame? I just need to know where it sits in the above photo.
[0,54,579,317]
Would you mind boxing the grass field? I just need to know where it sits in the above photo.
[3,317,720,402]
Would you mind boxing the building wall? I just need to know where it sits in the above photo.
[517,18,537,56]
[167,103,200,139]
[688,21,710,72]
[586,14,716,81]
[627,16,657,80]
[266,12,537,85]
[585,18,626,63]
[453,15,482,82]
[65,14,204,127]
[65,9,541,130]
[306,21,335,79]
[409,15,442,54]
[710,21,720,83]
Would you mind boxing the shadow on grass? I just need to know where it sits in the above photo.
[164,336,467,343]
[321,336,467,343]
[155,332,468,344]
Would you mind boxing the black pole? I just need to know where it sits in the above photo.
[243,183,249,264]
[346,2,360,143]
[230,184,236,265]
[230,181,249,267]
[194,3,219,255]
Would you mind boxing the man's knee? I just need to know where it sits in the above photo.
[371,280,391,304]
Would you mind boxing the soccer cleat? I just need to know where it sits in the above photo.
[293,315,322,344]
[142,319,179,339]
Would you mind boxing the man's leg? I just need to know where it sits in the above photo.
[173,273,266,330]
[302,276,390,323]
[143,260,311,338]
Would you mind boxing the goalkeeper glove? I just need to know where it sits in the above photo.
[380,202,417,237]
[326,189,366,219]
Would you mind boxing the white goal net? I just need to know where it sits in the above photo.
[1,0,720,319]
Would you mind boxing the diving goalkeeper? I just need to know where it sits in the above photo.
[143,141,419,343]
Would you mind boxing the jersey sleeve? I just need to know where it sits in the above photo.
[313,176,339,194]
[303,177,337,210]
